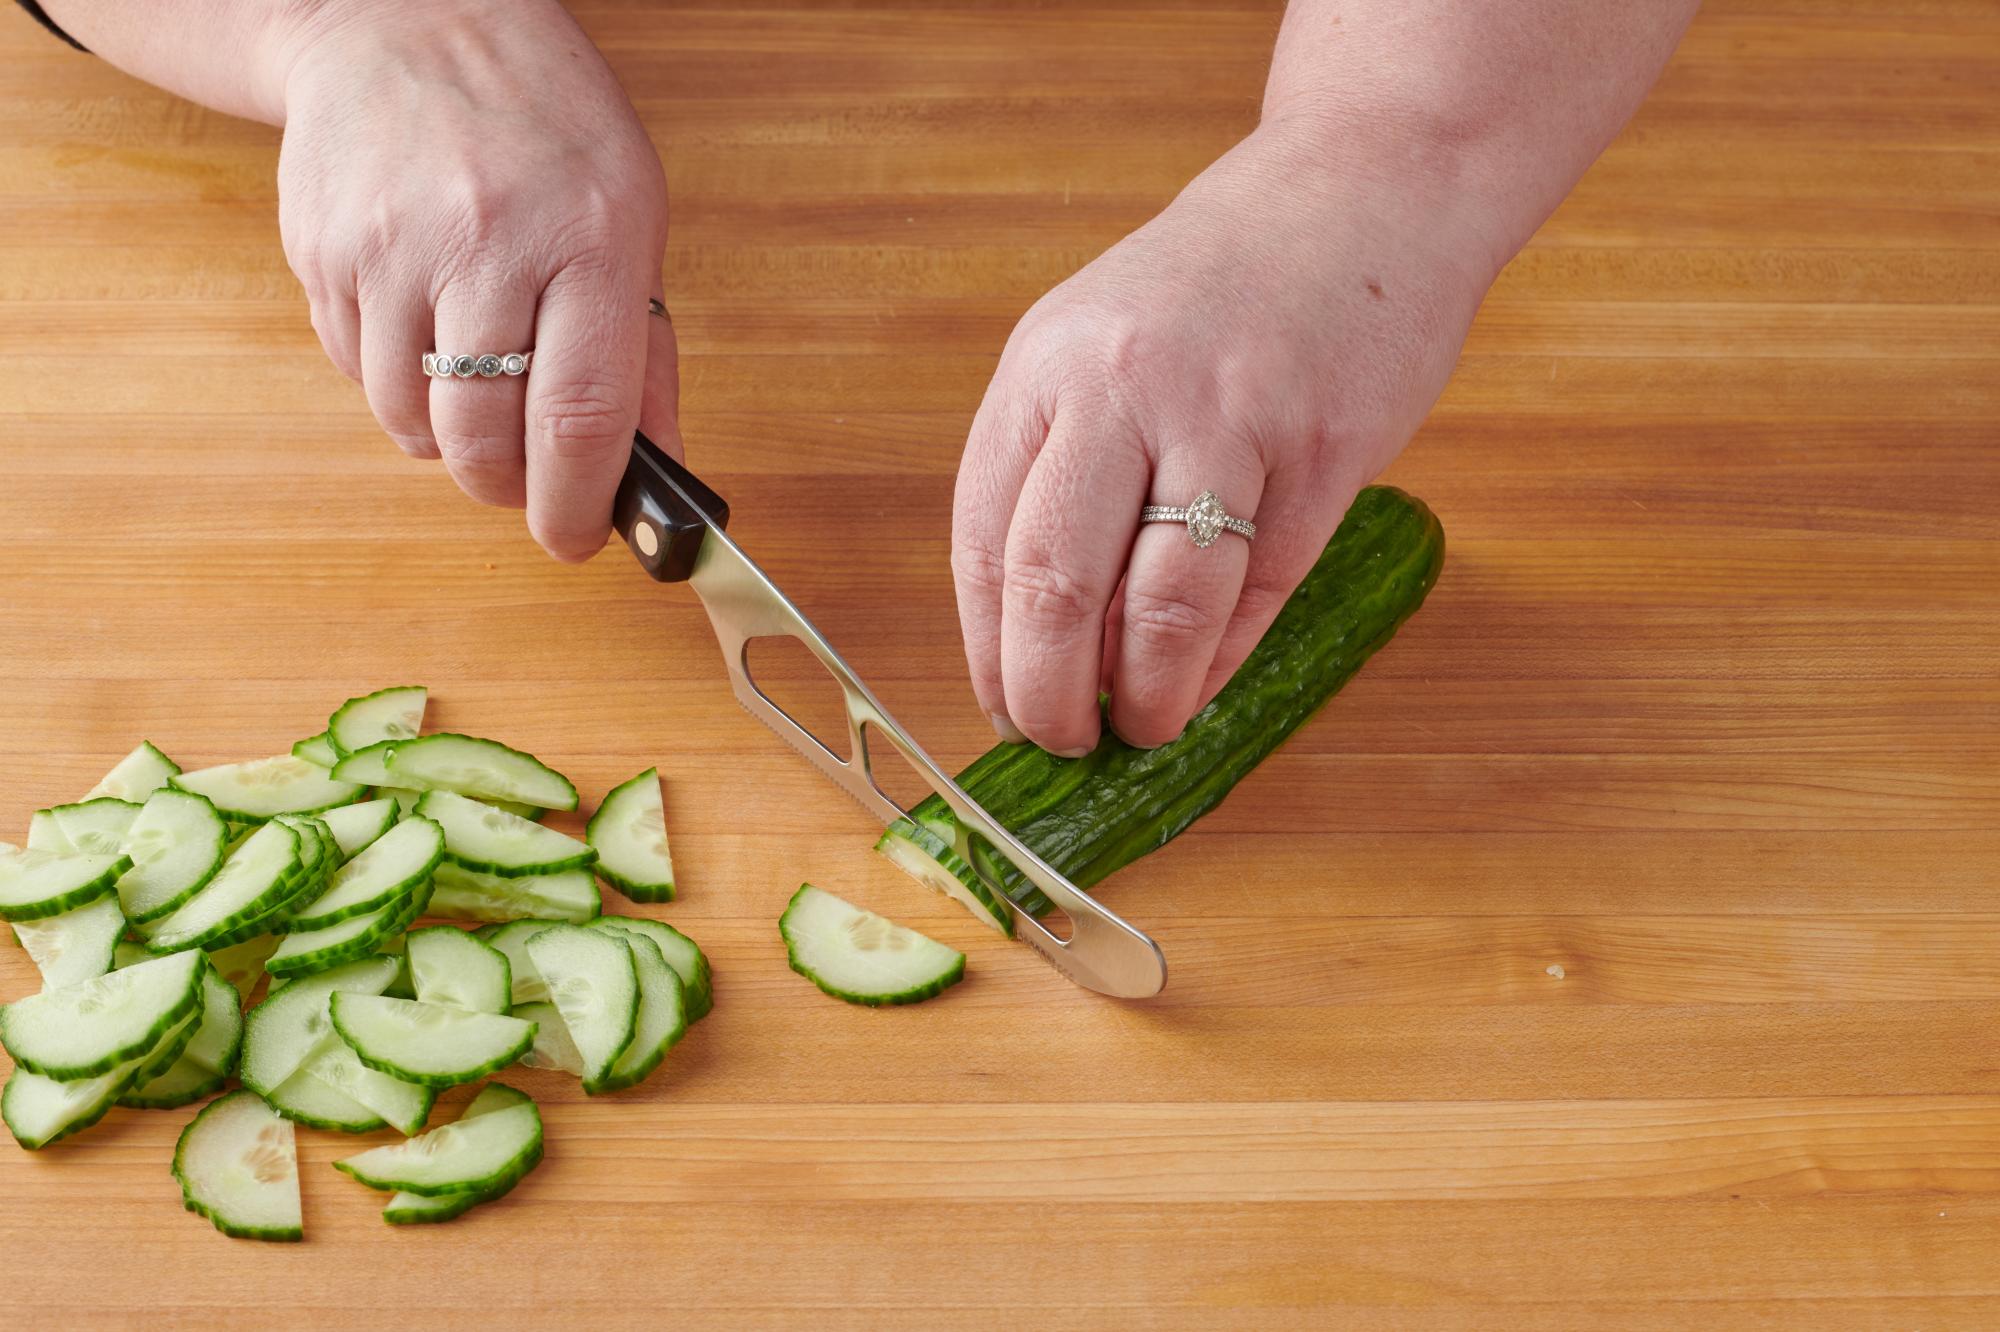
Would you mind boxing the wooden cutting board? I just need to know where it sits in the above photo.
[1,2,1995,1326]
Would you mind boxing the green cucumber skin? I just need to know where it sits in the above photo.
[264,877,435,980]
[5,1013,201,1146]
[172,1090,303,1242]
[328,996,538,1090]
[908,486,1444,911]
[0,953,206,1079]
[334,1094,544,1198]
[779,884,965,1008]
[587,917,713,1024]
[0,855,130,923]
[117,1061,227,1112]
[380,1145,541,1225]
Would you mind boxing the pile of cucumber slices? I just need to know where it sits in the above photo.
[0,686,712,1241]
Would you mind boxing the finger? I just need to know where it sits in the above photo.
[1108,445,1264,748]
[359,288,438,459]
[308,292,362,384]
[999,410,1149,755]
[523,259,649,562]
[639,290,684,463]
[951,381,1045,744]
[430,275,539,510]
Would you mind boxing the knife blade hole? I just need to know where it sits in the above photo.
[742,635,851,762]
[855,720,936,816]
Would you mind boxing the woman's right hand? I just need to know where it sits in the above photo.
[276,0,677,561]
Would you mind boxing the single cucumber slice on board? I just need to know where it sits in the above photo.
[381,1083,538,1223]
[3,1010,196,1148]
[330,993,535,1089]
[334,1082,542,1197]
[419,790,594,877]
[173,1090,303,1241]
[328,685,429,756]
[116,788,228,923]
[0,846,129,922]
[298,1032,433,1136]
[48,798,141,856]
[238,954,399,1096]
[264,1069,387,1133]
[25,811,72,852]
[587,916,712,1023]
[264,880,430,979]
[170,755,363,823]
[86,741,180,803]
[587,768,676,902]
[0,948,206,1078]
[525,925,637,1088]
[12,892,125,990]
[320,798,399,860]
[406,925,510,1014]
[140,821,301,953]
[291,732,340,769]
[429,862,599,924]
[586,935,686,1095]
[475,920,551,1003]
[512,1001,582,1074]
[780,884,965,1007]
[285,816,443,932]
[375,733,578,812]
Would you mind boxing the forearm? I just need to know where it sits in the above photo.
[1260,0,1699,279]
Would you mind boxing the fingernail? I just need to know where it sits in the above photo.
[1053,745,1093,759]
[990,713,1026,744]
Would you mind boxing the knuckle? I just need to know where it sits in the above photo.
[950,542,1007,596]
[531,391,632,459]
[388,431,439,459]
[1003,554,1099,631]
[1122,585,1224,650]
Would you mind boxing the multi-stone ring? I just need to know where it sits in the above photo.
[423,351,530,380]
[1139,490,1256,548]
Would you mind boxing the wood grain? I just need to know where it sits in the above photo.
[1,1,1996,1327]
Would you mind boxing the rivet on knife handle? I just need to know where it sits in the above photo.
[614,432,730,582]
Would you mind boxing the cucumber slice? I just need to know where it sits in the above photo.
[265,883,428,979]
[86,741,181,803]
[382,785,539,822]
[418,790,595,878]
[320,797,399,860]
[512,1001,582,1074]
[334,744,400,788]
[238,953,399,1095]
[524,925,637,1088]
[375,733,578,812]
[379,932,415,998]
[587,935,686,1095]
[3,1011,197,1148]
[118,1055,226,1111]
[429,862,599,924]
[0,949,206,1078]
[328,685,429,756]
[264,1068,387,1132]
[381,1083,537,1223]
[141,821,301,953]
[117,789,228,923]
[173,1089,303,1241]
[25,811,73,852]
[780,884,965,1007]
[286,816,443,933]
[0,846,129,922]
[48,798,142,856]
[299,1032,433,1135]
[407,925,510,1015]
[335,1083,542,1197]
[13,892,125,990]
[477,921,552,1003]
[119,966,243,1108]
[170,755,363,823]
[587,916,713,1023]
[207,933,281,1004]
[330,993,536,1089]
[875,819,1011,936]
[587,768,676,902]
[291,732,340,768]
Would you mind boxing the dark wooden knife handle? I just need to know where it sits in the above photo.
[613,432,730,582]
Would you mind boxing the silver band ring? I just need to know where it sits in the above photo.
[424,351,530,380]
[1139,490,1256,548]
[648,297,670,321]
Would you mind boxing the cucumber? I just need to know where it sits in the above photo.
[320,797,398,860]
[883,485,1445,924]
[264,879,430,979]
[25,811,72,852]
[525,924,637,1088]
[117,1055,226,1111]
[333,744,399,788]
[119,965,244,1109]
[780,884,965,1007]
[334,1081,542,1197]
[48,798,141,856]
[238,953,400,1096]
[476,920,551,1003]
[3,1011,197,1148]
[170,755,363,823]
[328,685,428,756]
[587,768,675,902]
[346,733,577,812]
[587,916,712,1023]
[406,925,510,1014]
[116,788,228,923]
[379,932,415,998]
[329,993,536,1088]
[512,1001,582,1074]
[417,790,594,878]
[0,949,206,1078]
[207,933,281,1004]
[873,816,1010,935]
[291,732,340,768]
[285,816,443,933]
[586,935,685,1095]
[0,846,130,922]
[429,862,600,924]
[264,1069,387,1133]
[173,1090,303,1241]
[140,821,301,954]
[298,1032,434,1135]
[86,741,180,803]
[381,1083,537,1224]
[13,892,124,990]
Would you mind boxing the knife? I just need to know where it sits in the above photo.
[611,432,1167,999]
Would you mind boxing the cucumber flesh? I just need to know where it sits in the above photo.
[182,963,247,1075]
[291,732,340,768]
[206,933,281,1004]
[238,954,399,1096]
[587,935,686,1095]
[3,1010,196,1147]
[334,1085,542,1197]
[476,920,552,1003]
[587,916,713,1023]
[13,892,125,990]
[170,756,363,823]
[116,788,228,923]
[86,741,180,803]
[382,1084,537,1223]
[48,798,141,856]
[286,816,443,932]
[372,733,577,812]
[0,948,206,1078]
[874,819,1011,936]
[525,925,637,1087]
[330,993,536,1089]
[140,821,301,953]
[587,768,675,902]
[299,1032,433,1136]
[0,846,130,922]
[512,1001,583,1074]
[320,798,399,860]
[117,1054,226,1111]
[333,744,399,788]
[264,1068,387,1133]
[429,862,599,924]
[173,1090,303,1241]
[406,925,511,1014]
[328,685,428,756]
[25,811,73,852]
[780,884,965,1007]
[419,790,594,877]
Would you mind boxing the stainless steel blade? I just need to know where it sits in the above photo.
[684,522,1167,999]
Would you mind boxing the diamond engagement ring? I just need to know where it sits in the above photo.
[1140,491,1256,548]
[423,351,531,380]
